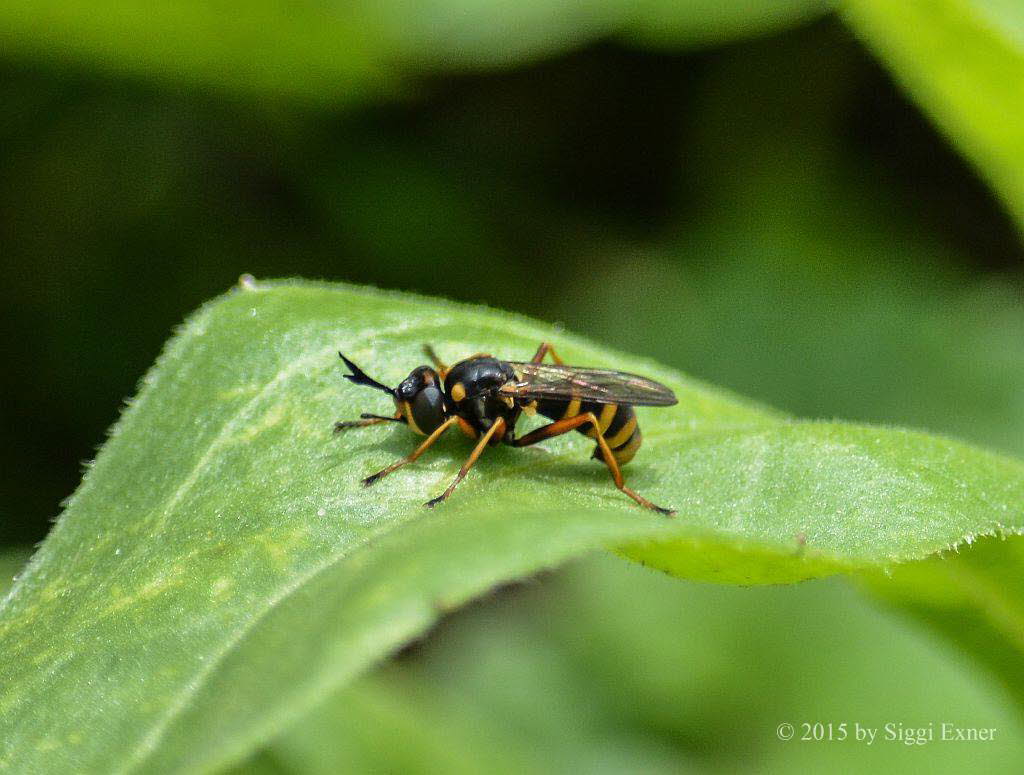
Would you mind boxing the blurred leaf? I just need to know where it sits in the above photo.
[0,1,390,104]
[235,675,564,775]
[0,0,834,101]
[373,0,625,68]
[1,280,1023,773]
[626,0,831,49]
[379,0,833,67]
[843,0,1024,227]
[549,23,1024,459]
[244,553,1024,773]
[863,536,1024,711]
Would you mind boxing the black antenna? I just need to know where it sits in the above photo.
[339,352,394,396]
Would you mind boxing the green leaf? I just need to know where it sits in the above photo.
[1,279,1022,773]
[242,553,1024,774]
[238,674,550,775]
[0,1,390,105]
[842,0,1024,227]
[626,0,831,49]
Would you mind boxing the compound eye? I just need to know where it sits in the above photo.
[410,385,446,433]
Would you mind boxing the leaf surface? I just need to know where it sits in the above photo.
[0,280,1021,773]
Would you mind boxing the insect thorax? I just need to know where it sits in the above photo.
[443,356,519,433]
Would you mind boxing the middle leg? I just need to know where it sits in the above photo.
[422,344,450,379]
[424,417,506,507]
[530,341,565,365]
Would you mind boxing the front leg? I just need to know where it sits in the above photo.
[334,412,405,433]
[362,416,457,486]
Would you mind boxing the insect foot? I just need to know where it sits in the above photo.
[361,471,385,487]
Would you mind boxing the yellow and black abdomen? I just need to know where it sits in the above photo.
[535,398,643,465]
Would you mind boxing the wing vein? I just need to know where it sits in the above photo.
[505,361,677,407]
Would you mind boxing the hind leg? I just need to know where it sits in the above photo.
[512,412,673,516]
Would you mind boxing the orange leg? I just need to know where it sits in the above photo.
[423,344,493,380]
[456,416,478,439]
[425,417,506,508]
[335,411,404,433]
[422,344,450,379]
[530,341,565,365]
[362,416,458,486]
[513,412,673,516]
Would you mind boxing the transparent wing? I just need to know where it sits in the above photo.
[504,361,678,407]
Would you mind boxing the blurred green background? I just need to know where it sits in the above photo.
[3,1,1024,771]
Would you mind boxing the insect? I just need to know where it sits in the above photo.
[334,342,677,515]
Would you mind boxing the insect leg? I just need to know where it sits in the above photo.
[422,344,450,379]
[513,413,674,516]
[424,417,506,508]
[334,411,405,433]
[456,416,479,438]
[362,416,458,486]
[529,341,565,365]
[424,345,494,378]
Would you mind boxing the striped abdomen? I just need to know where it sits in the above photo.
[535,398,643,465]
